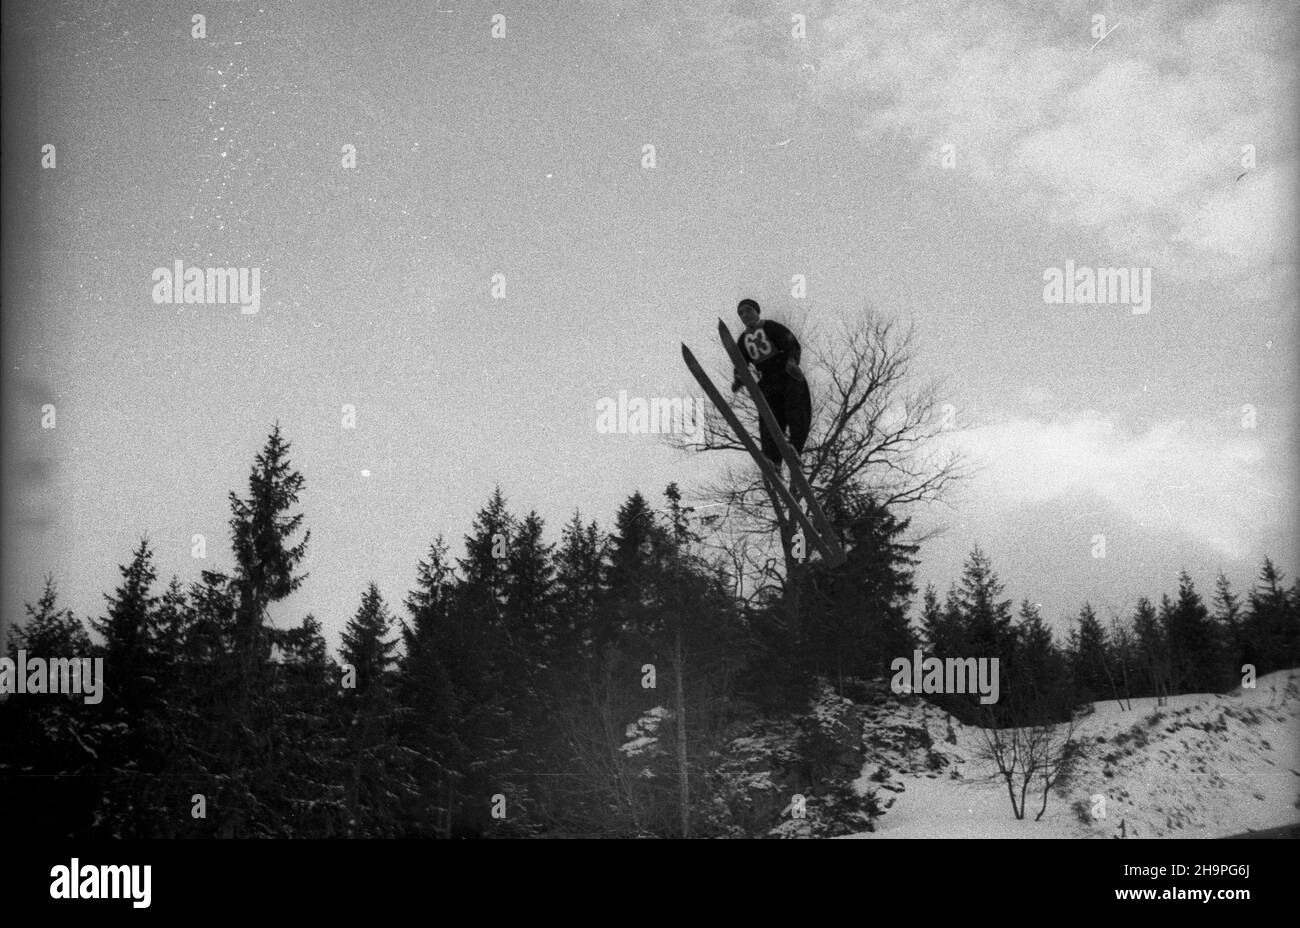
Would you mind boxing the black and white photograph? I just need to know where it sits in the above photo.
[1,0,1297,902]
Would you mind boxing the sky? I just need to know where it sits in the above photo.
[2,0,1296,652]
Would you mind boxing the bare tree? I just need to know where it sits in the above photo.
[1106,611,1135,711]
[672,308,967,585]
[558,650,648,836]
[977,706,1080,821]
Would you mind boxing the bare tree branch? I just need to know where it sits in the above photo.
[667,306,970,590]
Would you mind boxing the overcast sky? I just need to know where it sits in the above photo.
[2,0,1295,650]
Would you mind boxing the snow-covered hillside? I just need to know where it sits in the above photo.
[848,669,1300,839]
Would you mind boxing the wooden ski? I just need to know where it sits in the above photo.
[717,319,845,566]
[682,342,837,565]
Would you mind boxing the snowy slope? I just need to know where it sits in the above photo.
[846,669,1300,839]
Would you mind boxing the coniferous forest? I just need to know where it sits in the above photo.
[3,424,1297,838]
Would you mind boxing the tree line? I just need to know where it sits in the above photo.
[3,424,1296,837]
[920,546,1300,727]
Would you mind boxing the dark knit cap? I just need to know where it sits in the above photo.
[737,298,760,315]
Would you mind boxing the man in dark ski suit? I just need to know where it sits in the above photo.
[729,298,811,473]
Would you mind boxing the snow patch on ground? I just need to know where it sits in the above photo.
[845,669,1300,839]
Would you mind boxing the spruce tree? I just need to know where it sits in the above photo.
[227,422,311,664]
[154,576,194,666]
[399,539,461,836]
[1008,600,1067,721]
[195,425,312,837]
[553,511,608,662]
[797,492,918,682]
[1067,603,1111,706]
[1246,559,1295,673]
[608,491,668,611]
[919,584,953,654]
[505,511,558,657]
[6,576,92,657]
[339,583,408,835]
[446,489,529,834]
[457,485,514,607]
[91,538,161,718]
[1132,596,1171,702]
[1213,574,1247,680]
[951,547,1015,660]
[88,540,169,836]
[340,582,399,697]
[0,579,99,837]
[1165,572,1220,693]
[275,613,346,837]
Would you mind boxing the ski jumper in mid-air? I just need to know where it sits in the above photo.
[679,301,845,565]
[729,298,811,474]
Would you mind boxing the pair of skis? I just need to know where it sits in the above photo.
[682,320,846,567]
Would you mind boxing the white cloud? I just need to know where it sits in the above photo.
[941,411,1284,560]
[812,0,1297,290]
